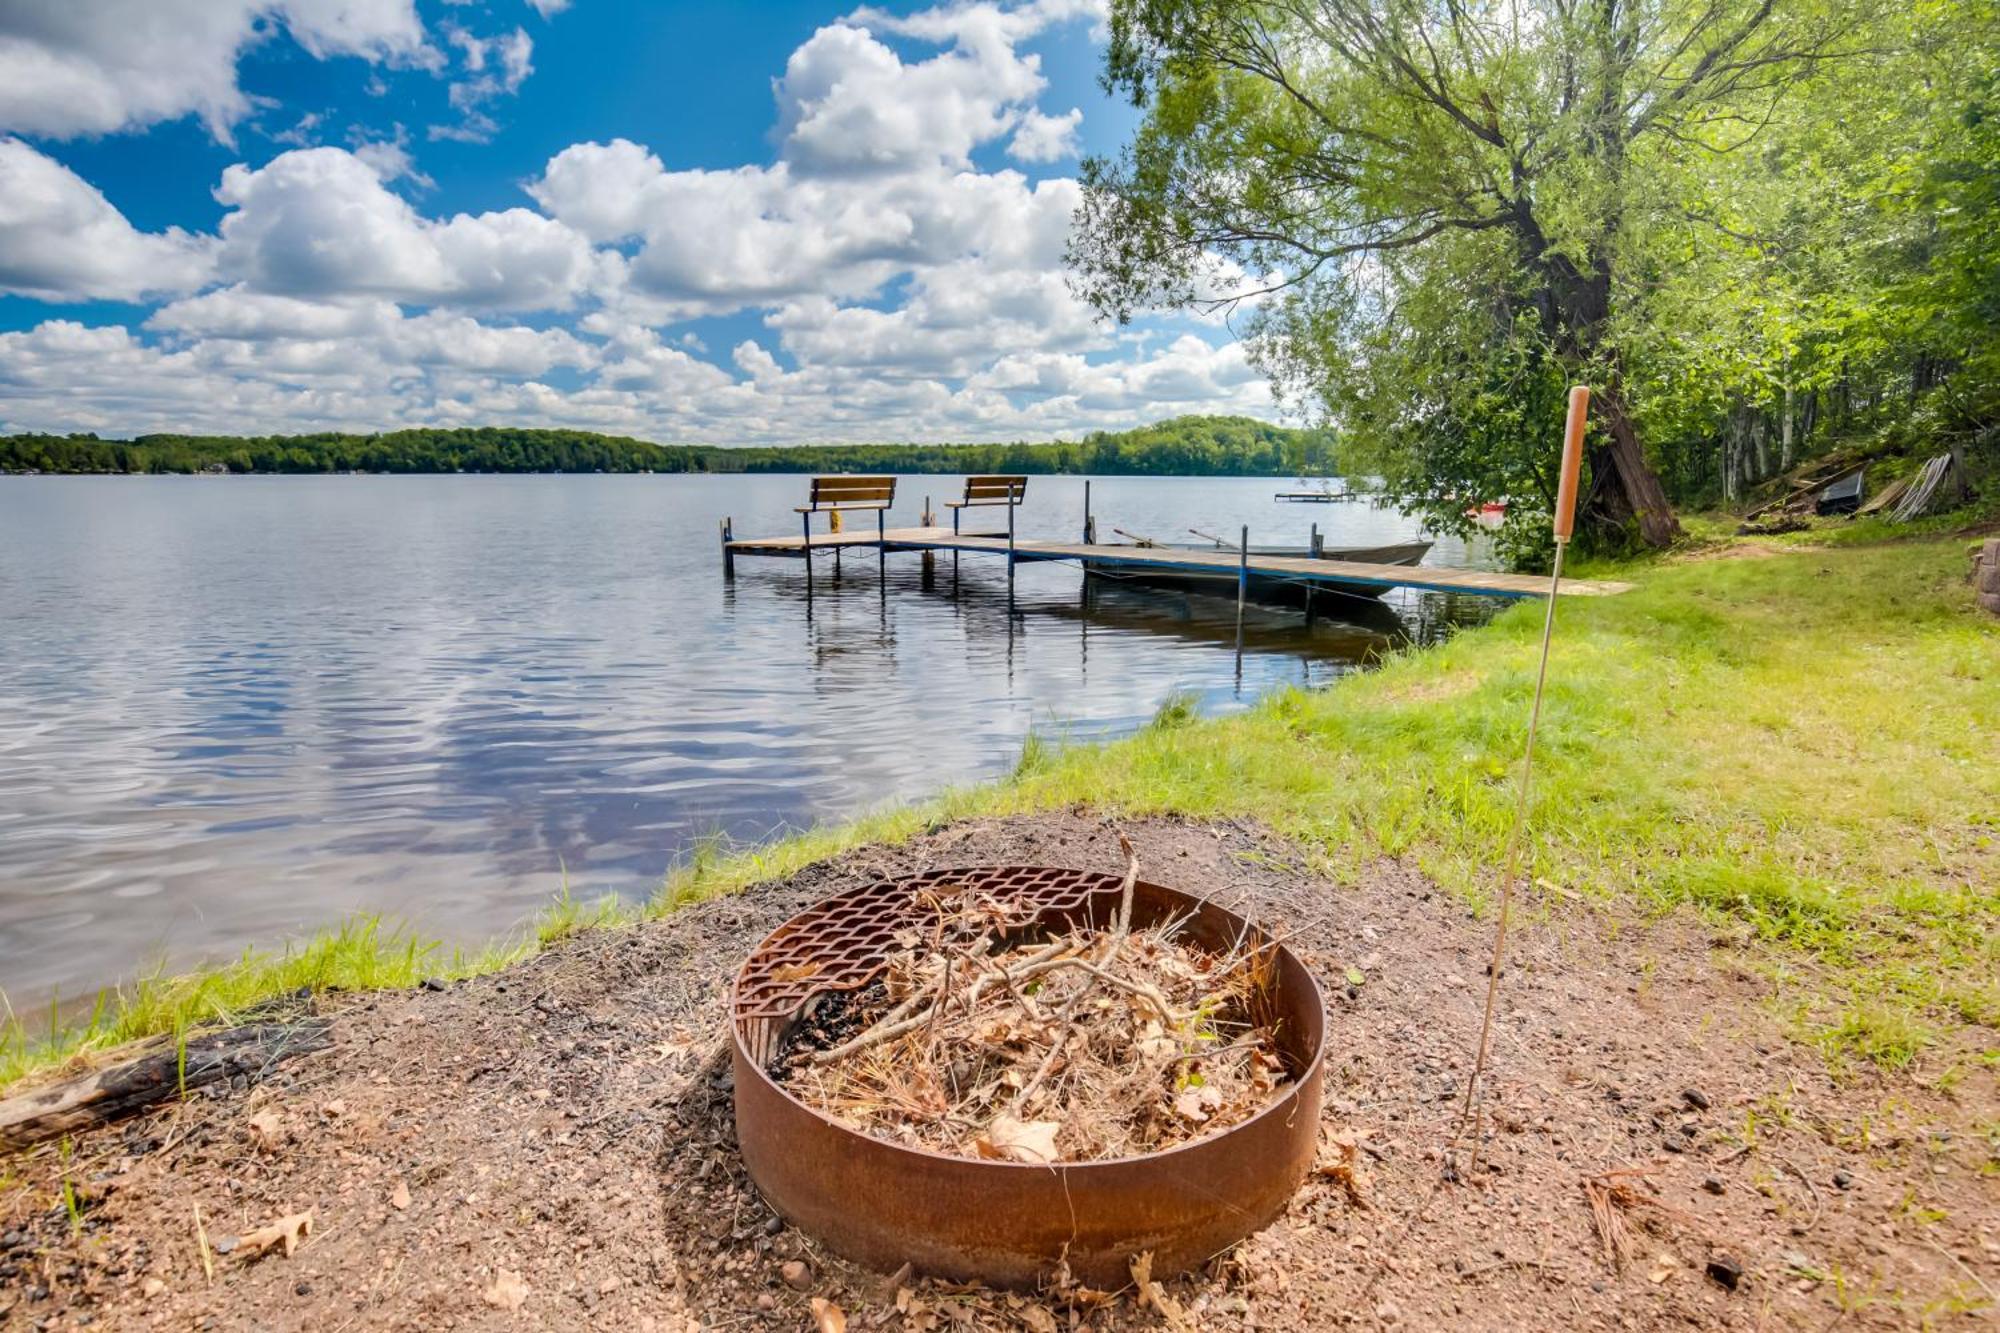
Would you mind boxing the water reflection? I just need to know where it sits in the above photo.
[0,474,1498,1005]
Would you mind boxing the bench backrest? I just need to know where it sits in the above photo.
[806,475,896,509]
[959,475,1028,507]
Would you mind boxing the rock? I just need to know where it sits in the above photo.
[1701,1176,1725,1195]
[210,1236,238,1256]
[1373,1300,1401,1323]
[1680,1087,1710,1111]
[294,1282,312,1297]
[421,978,448,993]
[763,1215,785,1236]
[780,1260,812,1292]
[1831,1170,1853,1190]
[756,1293,777,1312]
[1705,1255,1744,1290]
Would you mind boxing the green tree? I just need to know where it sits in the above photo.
[1070,0,1866,546]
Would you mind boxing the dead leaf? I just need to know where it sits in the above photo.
[482,1268,530,1312]
[771,961,822,984]
[389,1179,411,1211]
[1128,1252,1190,1329]
[1313,1127,1372,1208]
[238,1211,313,1259]
[1019,1304,1059,1333]
[973,1115,1062,1164]
[246,1110,284,1154]
[321,1099,346,1119]
[810,1296,847,1333]
[1172,1084,1223,1123]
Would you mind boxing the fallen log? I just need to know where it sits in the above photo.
[0,1020,331,1152]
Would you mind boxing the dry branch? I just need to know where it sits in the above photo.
[0,1021,331,1152]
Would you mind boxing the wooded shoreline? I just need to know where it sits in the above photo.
[0,416,1335,479]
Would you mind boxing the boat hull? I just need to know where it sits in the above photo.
[1080,541,1432,604]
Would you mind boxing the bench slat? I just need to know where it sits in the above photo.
[945,475,1027,508]
[803,475,896,509]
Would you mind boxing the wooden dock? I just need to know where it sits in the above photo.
[723,525,1629,599]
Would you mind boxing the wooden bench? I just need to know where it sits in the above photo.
[944,475,1028,536]
[796,475,895,549]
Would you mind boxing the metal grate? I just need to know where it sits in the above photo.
[733,866,1124,1068]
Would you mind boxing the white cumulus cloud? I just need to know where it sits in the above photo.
[0,1,433,143]
[213,147,600,311]
[0,0,1285,446]
[0,138,215,301]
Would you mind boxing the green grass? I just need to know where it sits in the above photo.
[4,528,1995,1092]
[0,918,526,1088]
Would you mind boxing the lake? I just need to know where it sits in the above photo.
[0,474,1496,1006]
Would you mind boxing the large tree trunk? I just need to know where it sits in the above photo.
[1533,245,1684,548]
[1594,383,1682,548]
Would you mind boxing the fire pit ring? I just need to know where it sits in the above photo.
[731,865,1327,1290]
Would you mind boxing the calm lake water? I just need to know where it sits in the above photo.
[0,474,1496,1006]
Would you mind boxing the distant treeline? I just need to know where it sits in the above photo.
[0,416,1334,478]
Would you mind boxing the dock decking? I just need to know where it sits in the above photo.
[724,525,1629,599]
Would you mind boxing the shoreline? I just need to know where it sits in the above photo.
[3,811,1995,1327]
[5,521,1993,1095]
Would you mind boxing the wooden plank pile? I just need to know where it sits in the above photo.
[1738,458,1865,533]
[1740,450,1962,534]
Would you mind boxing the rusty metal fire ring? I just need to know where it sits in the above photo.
[730,865,1327,1290]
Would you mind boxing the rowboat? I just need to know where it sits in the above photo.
[1080,537,1434,602]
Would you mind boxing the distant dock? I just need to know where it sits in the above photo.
[721,524,1629,601]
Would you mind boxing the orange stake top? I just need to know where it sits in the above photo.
[1552,384,1590,540]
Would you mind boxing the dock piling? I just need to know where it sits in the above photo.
[1237,525,1249,615]
[1007,501,1017,590]
[721,517,735,578]
[921,498,936,581]
[1083,480,1093,545]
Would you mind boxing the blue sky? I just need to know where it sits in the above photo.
[0,1,1275,444]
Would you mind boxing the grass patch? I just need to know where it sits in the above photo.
[0,918,525,1089]
[4,528,1995,1090]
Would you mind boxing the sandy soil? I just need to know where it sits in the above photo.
[2,813,1994,1330]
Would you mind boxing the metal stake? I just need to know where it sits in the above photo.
[1455,384,1590,1167]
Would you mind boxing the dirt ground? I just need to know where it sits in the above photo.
[2,813,1995,1330]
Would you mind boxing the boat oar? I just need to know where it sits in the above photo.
[1111,526,1162,548]
[1187,527,1226,547]
[1453,384,1589,1171]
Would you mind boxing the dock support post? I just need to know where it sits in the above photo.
[1007,500,1017,591]
[1083,479,1092,545]
[720,517,735,578]
[921,497,935,583]
[877,506,886,579]
[1237,525,1249,615]
[802,510,814,604]
[1236,524,1249,650]
[1310,522,1322,559]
